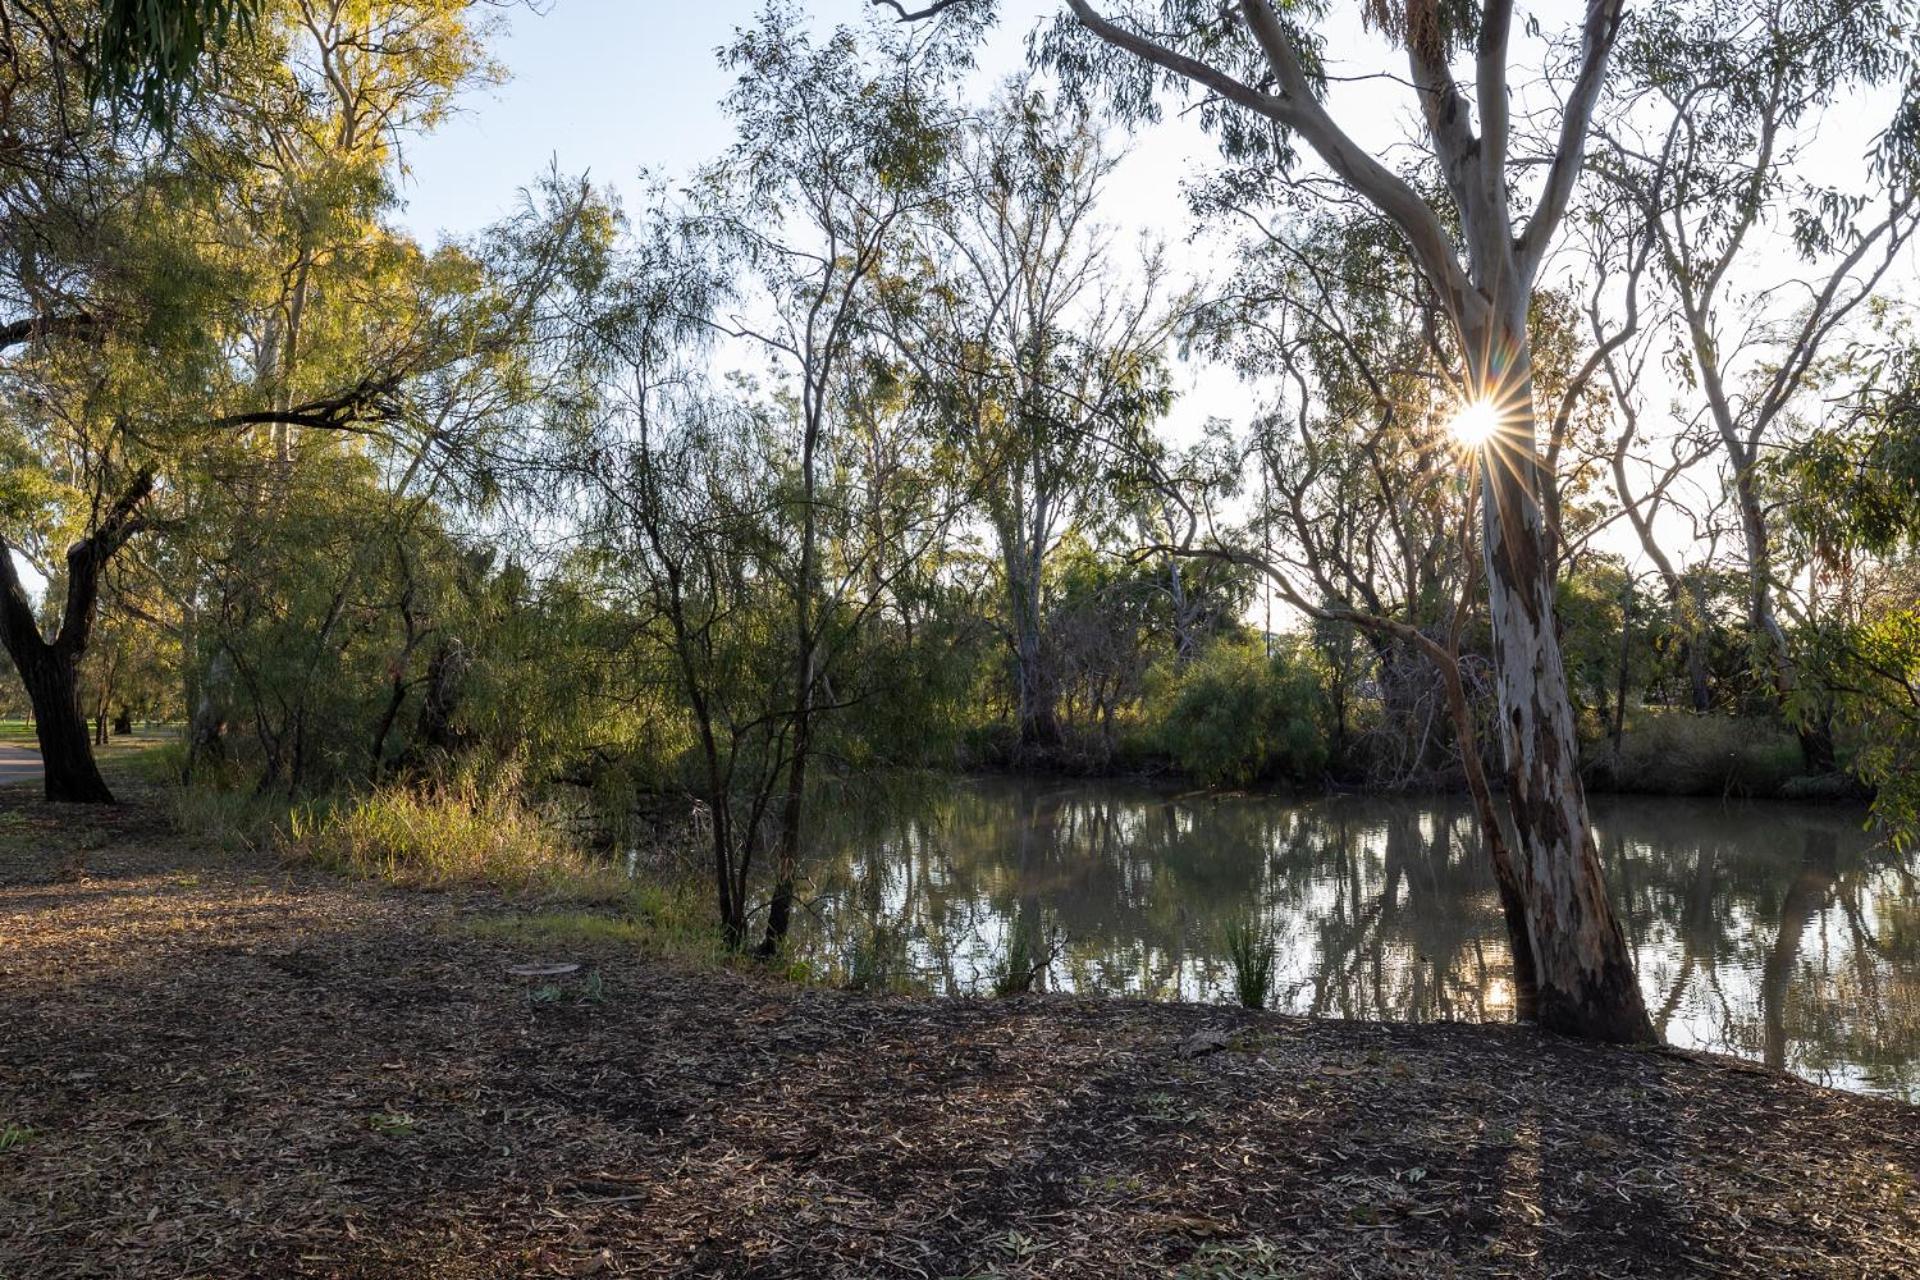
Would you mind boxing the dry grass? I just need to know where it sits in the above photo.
[2,791,1918,1278]
[283,777,616,895]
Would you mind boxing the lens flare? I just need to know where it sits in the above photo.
[1449,399,1501,447]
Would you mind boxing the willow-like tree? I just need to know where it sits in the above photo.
[683,5,973,953]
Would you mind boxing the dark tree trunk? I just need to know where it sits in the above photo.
[414,639,469,754]
[759,729,807,957]
[18,645,115,803]
[112,706,133,736]
[762,380,824,958]
[1013,621,1060,753]
[395,639,470,780]
[0,470,154,804]
[367,677,409,782]
[1685,633,1712,712]
[188,648,232,777]
[1796,718,1837,775]
[1006,550,1061,756]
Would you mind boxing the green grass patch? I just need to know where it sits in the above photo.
[462,879,725,965]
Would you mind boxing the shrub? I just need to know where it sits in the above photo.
[1601,710,1803,797]
[1153,639,1328,788]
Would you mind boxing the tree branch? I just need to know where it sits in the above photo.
[59,468,158,657]
[0,312,95,349]
[1515,0,1625,280]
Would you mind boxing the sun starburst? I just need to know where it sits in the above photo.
[1449,399,1501,447]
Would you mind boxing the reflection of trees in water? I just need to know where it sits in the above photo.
[1594,797,1920,1094]
[798,780,1920,1096]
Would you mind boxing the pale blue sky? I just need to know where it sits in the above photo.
[394,1,1084,244]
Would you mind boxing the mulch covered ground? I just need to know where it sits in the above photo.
[3,790,1918,1278]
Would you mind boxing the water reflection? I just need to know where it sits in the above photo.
[796,778,1917,1098]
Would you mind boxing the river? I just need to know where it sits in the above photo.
[792,777,1915,1098]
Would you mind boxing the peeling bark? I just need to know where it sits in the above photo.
[1473,319,1652,1044]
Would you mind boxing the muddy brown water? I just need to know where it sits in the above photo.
[791,778,1914,1098]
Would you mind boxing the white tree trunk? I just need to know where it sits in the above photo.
[1474,315,1652,1043]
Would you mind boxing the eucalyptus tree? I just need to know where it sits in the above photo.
[1192,206,1478,784]
[1599,0,1920,768]
[1007,0,1657,1039]
[1769,344,1920,844]
[1549,176,1726,712]
[891,88,1175,755]
[1179,198,1652,1011]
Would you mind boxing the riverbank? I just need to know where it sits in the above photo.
[967,707,1868,806]
[2,788,1917,1278]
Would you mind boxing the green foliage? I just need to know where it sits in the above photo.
[844,922,916,994]
[1823,608,1920,847]
[1151,639,1328,788]
[1221,916,1277,1010]
[91,0,260,130]
[1604,711,1804,798]
[1774,425,1920,560]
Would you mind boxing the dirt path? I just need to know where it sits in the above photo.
[2,793,1917,1278]
[0,742,41,788]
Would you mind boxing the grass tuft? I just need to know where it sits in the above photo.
[845,921,917,993]
[166,785,292,854]
[991,922,1057,997]
[1222,916,1277,1010]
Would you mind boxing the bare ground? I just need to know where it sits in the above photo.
[2,788,1917,1279]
